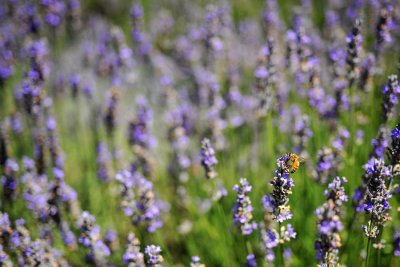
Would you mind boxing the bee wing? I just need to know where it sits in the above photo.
[298,157,306,163]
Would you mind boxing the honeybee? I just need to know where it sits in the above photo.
[287,153,306,173]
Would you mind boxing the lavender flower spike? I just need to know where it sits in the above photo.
[77,211,110,265]
[361,158,392,238]
[200,138,218,179]
[375,6,393,55]
[245,253,256,267]
[2,158,19,201]
[123,232,144,266]
[263,154,295,222]
[315,177,348,266]
[388,123,400,177]
[260,154,297,263]
[346,19,362,86]
[232,178,257,235]
[0,244,12,267]
[394,230,400,256]
[145,245,164,267]
[381,75,400,123]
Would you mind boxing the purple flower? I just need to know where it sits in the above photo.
[70,73,80,98]
[346,19,362,86]
[263,154,295,222]
[77,211,110,265]
[262,227,279,249]
[262,0,281,37]
[314,129,348,184]
[375,6,393,52]
[103,89,119,137]
[96,142,111,182]
[2,159,19,200]
[9,111,22,135]
[388,123,400,175]
[115,169,167,232]
[130,1,152,58]
[232,178,257,235]
[293,112,312,154]
[123,232,144,266]
[394,230,400,256]
[61,221,76,249]
[358,53,375,92]
[253,40,275,117]
[88,239,111,265]
[381,75,400,122]
[0,244,12,266]
[191,256,205,267]
[200,138,218,179]
[315,177,347,266]
[0,212,12,246]
[370,127,389,159]
[166,105,192,182]
[104,228,118,251]
[27,39,49,83]
[245,253,256,267]
[41,0,65,28]
[145,245,164,267]
[128,98,156,149]
[353,127,391,211]
[260,154,296,261]
[260,223,280,263]
[361,158,392,238]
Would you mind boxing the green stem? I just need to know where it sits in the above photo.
[278,222,285,267]
[377,247,381,267]
[246,239,252,253]
[279,242,285,267]
[364,237,371,267]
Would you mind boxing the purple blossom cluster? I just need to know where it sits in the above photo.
[370,126,390,159]
[115,169,167,233]
[260,222,296,264]
[353,125,393,212]
[388,123,400,176]
[315,177,348,266]
[260,154,297,263]
[263,154,295,222]
[123,232,144,266]
[245,253,256,267]
[293,111,313,155]
[145,245,164,267]
[253,40,275,118]
[96,142,111,182]
[200,138,218,179]
[346,19,362,86]
[381,75,400,123]
[77,211,110,266]
[262,0,281,38]
[190,256,205,267]
[394,230,400,257]
[358,53,375,92]
[166,105,192,184]
[130,0,152,59]
[361,158,392,238]
[232,178,257,235]
[2,159,19,201]
[314,128,349,185]
[128,98,156,177]
[0,212,69,266]
[103,89,119,137]
[375,5,394,55]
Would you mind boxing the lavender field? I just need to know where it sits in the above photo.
[1,0,400,266]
